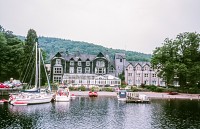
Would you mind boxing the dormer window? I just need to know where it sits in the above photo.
[56,59,61,65]
[120,59,122,62]
[86,61,90,66]
[78,61,82,66]
[96,61,105,67]
[70,61,74,66]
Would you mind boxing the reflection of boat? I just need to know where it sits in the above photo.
[89,91,98,97]
[55,87,70,102]
[9,42,53,105]
[71,93,76,99]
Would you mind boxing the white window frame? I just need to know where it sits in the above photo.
[77,67,82,73]
[56,59,61,65]
[86,61,90,66]
[70,61,74,66]
[53,75,62,83]
[78,61,82,66]
[85,67,90,74]
[54,67,62,74]
[69,67,74,73]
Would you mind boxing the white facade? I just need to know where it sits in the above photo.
[125,63,165,86]
[62,74,121,87]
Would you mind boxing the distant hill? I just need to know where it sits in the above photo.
[18,36,151,62]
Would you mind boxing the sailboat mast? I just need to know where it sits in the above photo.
[39,47,41,90]
[35,42,38,88]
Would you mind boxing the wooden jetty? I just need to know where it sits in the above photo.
[125,92,150,103]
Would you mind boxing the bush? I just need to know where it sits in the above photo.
[102,87,113,92]
[131,86,138,92]
[79,85,86,91]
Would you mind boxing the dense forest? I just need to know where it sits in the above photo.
[18,36,152,62]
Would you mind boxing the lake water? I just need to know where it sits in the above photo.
[0,96,200,129]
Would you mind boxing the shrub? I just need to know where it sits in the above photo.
[79,85,86,91]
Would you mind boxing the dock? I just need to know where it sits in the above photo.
[125,92,150,103]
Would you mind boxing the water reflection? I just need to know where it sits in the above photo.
[0,97,200,129]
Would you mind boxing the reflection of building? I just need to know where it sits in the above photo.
[124,62,165,86]
[50,51,120,87]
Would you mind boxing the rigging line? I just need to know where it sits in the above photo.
[41,50,51,91]
[28,64,36,89]
[20,44,36,82]
[23,59,35,85]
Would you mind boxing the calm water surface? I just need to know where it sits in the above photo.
[0,96,200,129]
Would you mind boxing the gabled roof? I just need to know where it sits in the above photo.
[126,61,151,68]
[96,52,105,58]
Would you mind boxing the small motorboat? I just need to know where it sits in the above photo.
[55,87,71,102]
[117,90,127,101]
[89,91,98,97]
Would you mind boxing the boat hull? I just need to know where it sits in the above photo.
[9,93,53,105]
[55,95,70,102]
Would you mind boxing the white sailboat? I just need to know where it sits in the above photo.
[9,42,53,105]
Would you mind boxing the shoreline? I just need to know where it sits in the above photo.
[70,91,200,100]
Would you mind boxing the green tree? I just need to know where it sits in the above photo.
[151,32,200,87]
[0,26,24,82]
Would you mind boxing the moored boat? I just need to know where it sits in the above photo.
[89,91,98,97]
[55,87,70,102]
[117,90,127,101]
[9,42,53,105]
[0,99,8,104]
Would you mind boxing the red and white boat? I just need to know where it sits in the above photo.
[0,99,8,104]
[89,91,98,97]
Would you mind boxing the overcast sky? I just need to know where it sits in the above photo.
[1,0,200,54]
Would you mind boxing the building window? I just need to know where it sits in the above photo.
[152,74,157,77]
[69,67,74,73]
[54,67,62,74]
[96,61,105,67]
[110,67,114,73]
[78,61,82,66]
[144,67,147,71]
[77,67,82,73]
[144,74,148,77]
[128,73,132,76]
[85,67,90,74]
[53,76,62,83]
[95,68,106,74]
[56,59,61,65]
[152,80,157,85]
[86,61,90,66]
[120,59,122,62]
[137,73,140,77]
[70,61,74,66]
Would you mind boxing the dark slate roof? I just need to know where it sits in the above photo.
[126,61,151,68]
[65,54,96,61]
